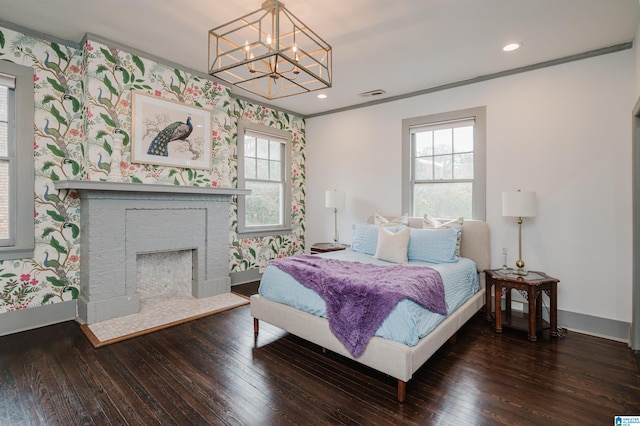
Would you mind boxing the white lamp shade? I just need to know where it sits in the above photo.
[502,191,537,217]
[325,190,345,209]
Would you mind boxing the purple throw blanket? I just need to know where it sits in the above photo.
[269,255,447,358]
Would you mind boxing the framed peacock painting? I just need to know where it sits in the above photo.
[131,90,212,169]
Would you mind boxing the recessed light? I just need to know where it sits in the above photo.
[317,93,327,99]
[503,42,521,52]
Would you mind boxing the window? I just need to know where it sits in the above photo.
[0,61,35,261]
[402,107,486,220]
[237,120,291,237]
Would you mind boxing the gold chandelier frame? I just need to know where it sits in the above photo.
[208,0,332,99]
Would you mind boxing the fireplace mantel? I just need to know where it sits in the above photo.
[54,180,250,196]
[57,180,246,324]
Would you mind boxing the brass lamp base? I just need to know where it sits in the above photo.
[512,219,529,276]
[513,258,528,275]
[512,267,529,276]
[332,207,340,247]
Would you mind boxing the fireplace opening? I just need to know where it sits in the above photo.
[136,250,193,299]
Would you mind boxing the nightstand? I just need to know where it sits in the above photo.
[485,269,559,342]
[310,243,349,254]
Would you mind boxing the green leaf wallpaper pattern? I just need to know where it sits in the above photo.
[0,26,306,314]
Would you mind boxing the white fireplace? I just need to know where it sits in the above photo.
[54,181,249,324]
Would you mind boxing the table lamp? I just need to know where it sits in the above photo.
[502,189,537,275]
[325,189,345,246]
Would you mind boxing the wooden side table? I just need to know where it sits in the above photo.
[310,243,349,254]
[485,269,559,342]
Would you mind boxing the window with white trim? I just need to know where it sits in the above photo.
[0,61,35,261]
[402,107,486,220]
[237,120,291,237]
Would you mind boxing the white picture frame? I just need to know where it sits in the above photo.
[131,90,212,170]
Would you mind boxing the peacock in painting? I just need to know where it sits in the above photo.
[147,116,193,156]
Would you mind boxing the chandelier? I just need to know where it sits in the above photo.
[208,0,332,100]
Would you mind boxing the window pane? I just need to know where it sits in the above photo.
[256,158,269,180]
[257,138,269,159]
[413,182,472,219]
[454,126,473,152]
[414,157,433,180]
[244,135,256,157]
[270,140,281,161]
[433,154,452,180]
[433,129,452,155]
[0,161,8,239]
[245,181,282,226]
[454,153,474,179]
[244,157,256,179]
[269,160,281,181]
[414,132,433,156]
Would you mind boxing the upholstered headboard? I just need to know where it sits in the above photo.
[367,216,491,289]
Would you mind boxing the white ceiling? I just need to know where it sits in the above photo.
[1,0,639,116]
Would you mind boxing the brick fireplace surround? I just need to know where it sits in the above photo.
[55,181,249,324]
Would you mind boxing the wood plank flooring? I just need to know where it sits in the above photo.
[2,289,639,425]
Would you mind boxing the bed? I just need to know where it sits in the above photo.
[250,217,490,402]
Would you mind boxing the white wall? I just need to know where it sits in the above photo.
[306,49,634,327]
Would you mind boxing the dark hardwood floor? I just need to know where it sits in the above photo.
[2,288,640,425]
[231,281,260,299]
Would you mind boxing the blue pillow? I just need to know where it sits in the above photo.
[408,228,459,263]
[351,223,404,255]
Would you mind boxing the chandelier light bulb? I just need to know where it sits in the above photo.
[249,52,255,73]
[266,34,272,45]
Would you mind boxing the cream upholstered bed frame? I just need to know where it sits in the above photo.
[250,218,490,402]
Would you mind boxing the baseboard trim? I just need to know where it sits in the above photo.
[0,300,77,337]
[231,269,262,286]
[558,309,629,343]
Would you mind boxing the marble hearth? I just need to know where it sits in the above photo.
[55,181,249,324]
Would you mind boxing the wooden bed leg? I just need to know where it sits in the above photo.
[397,380,406,403]
[253,318,259,336]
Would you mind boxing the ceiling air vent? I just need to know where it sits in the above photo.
[358,89,386,97]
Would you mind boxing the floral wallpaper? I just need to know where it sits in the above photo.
[229,101,306,272]
[0,25,305,316]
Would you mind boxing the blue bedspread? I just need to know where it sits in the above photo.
[259,249,479,348]
[269,255,446,357]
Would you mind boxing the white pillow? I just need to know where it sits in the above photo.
[423,214,464,256]
[374,213,408,227]
[374,226,410,264]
